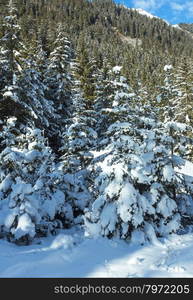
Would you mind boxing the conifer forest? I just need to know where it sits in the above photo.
[0,0,193,279]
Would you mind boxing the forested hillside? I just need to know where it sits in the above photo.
[0,0,193,245]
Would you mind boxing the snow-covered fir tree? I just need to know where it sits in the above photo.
[19,49,55,129]
[158,64,193,159]
[84,69,188,241]
[0,0,28,122]
[0,118,70,244]
[74,38,98,102]
[173,58,193,127]
[157,64,193,225]
[96,66,136,145]
[153,120,193,229]
[45,24,73,118]
[59,63,98,225]
[35,38,48,76]
[156,64,176,120]
[93,58,115,137]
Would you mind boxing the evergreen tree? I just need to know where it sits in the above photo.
[93,58,114,137]
[0,119,69,244]
[97,66,135,143]
[159,64,193,160]
[74,38,98,102]
[35,37,49,79]
[59,64,98,225]
[19,49,55,129]
[173,58,193,127]
[156,64,177,121]
[157,64,193,225]
[0,0,29,122]
[85,75,184,241]
[45,24,73,117]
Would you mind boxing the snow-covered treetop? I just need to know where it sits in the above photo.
[112,66,122,74]
[164,65,173,72]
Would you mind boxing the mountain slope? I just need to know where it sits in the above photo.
[1,0,193,59]
[0,0,192,91]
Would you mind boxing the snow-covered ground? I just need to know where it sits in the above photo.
[0,227,193,278]
[0,161,193,278]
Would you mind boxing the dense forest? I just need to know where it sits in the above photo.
[0,0,193,245]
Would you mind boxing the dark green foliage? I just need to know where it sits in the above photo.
[1,0,193,91]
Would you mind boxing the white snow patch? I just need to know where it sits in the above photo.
[14,214,35,239]
[50,234,75,250]
[1,230,193,277]
[178,160,193,177]
[134,8,157,19]
[172,24,183,30]
[164,64,173,71]
[132,8,170,25]
[112,66,122,74]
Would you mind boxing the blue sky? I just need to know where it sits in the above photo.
[115,0,193,24]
